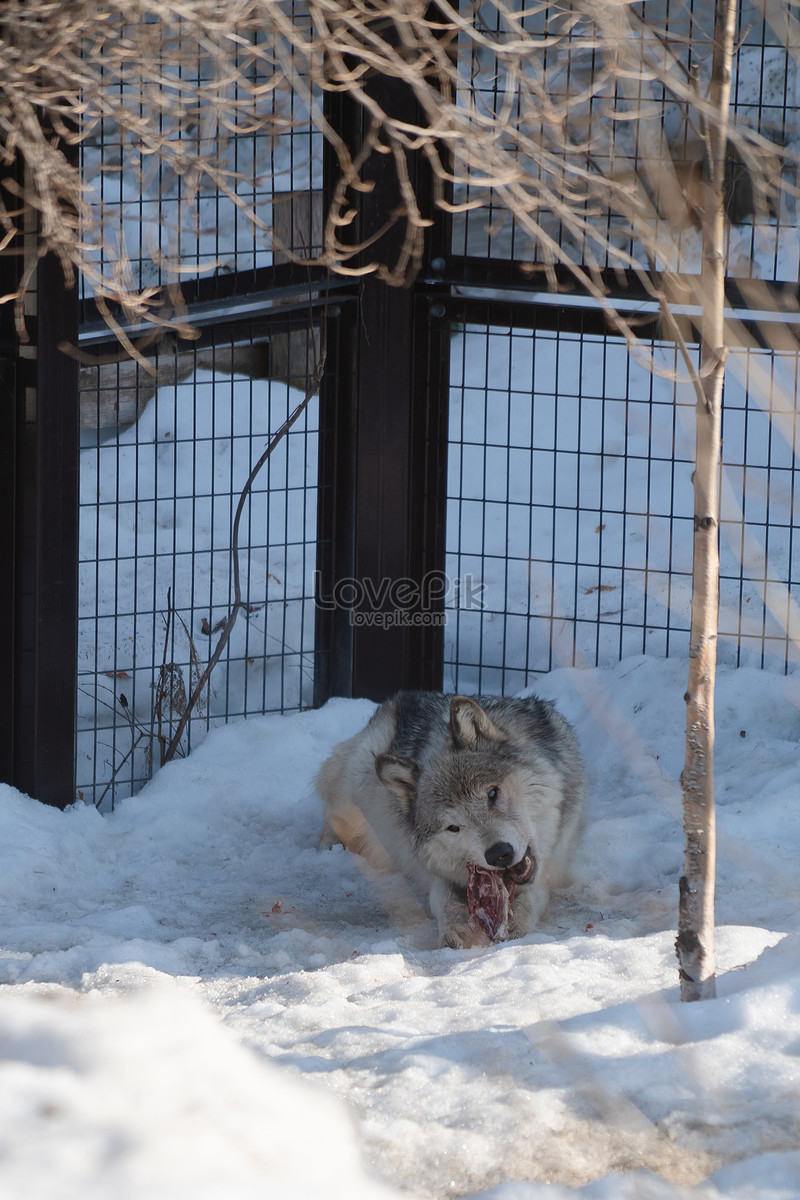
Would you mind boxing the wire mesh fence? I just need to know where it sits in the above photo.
[76,322,320,809]
[75,299,800,806]
[443,303,800,695]
[450,0,799,284]
[73,5,329,808]
[719,337,800,667]
[78,11,323,305]
[63,0,800,809]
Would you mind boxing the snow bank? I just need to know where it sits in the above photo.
[0,979,400,1200]
[2,657,800,1198]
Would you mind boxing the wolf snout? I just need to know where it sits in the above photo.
[484,841,516,869]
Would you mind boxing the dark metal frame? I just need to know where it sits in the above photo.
[0,250,79,809]
[2,13,798,806]
[313,65,452,702]
[0,61,455,805]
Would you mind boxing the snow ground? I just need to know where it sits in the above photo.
[3,654,800,1199]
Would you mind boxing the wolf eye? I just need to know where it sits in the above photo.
[446,824,461,833]
[487,787,499,805]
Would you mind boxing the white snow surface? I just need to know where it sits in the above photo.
[3,655,800,1199]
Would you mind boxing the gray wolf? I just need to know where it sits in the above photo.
[317,692,587,947]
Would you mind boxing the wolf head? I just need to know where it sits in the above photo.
[375,696,542,887]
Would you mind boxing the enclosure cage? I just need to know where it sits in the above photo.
[1,0,799,809]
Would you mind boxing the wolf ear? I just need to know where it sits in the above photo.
[375,754,418,812]
[449,696,505,750]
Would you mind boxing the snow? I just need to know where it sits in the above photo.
[0,983,390,1200]
[3,654,800,1199]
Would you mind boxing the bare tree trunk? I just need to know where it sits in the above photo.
[676,0,738,1002]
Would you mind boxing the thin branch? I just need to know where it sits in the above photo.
[94,730,147,811]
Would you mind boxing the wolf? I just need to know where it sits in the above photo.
[317,691,587,948]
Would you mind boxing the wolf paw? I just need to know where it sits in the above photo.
[319,822,339,850]
[439,922,490,950]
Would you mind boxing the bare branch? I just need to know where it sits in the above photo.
[0,1,795,345]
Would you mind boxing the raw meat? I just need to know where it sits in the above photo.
[467,864,514,942]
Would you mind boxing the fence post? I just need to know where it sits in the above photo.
[0,214,79,807]
[0,352,15,783]
[315,59,451,704]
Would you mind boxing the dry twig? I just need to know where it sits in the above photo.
[0,1,795,348]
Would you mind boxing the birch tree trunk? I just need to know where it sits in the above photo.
[676,0,738,1002]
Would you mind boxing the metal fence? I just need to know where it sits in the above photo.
[1,0,799,809]
[68,15,334,807]
[71,285,800,808]
[76,321,322,807]
[442,303,800,695]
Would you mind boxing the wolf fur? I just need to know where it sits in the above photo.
[317,691,587,948]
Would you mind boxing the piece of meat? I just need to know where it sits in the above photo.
[467,863,514,942]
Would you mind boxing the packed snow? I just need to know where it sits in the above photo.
[3,654,800,1199]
